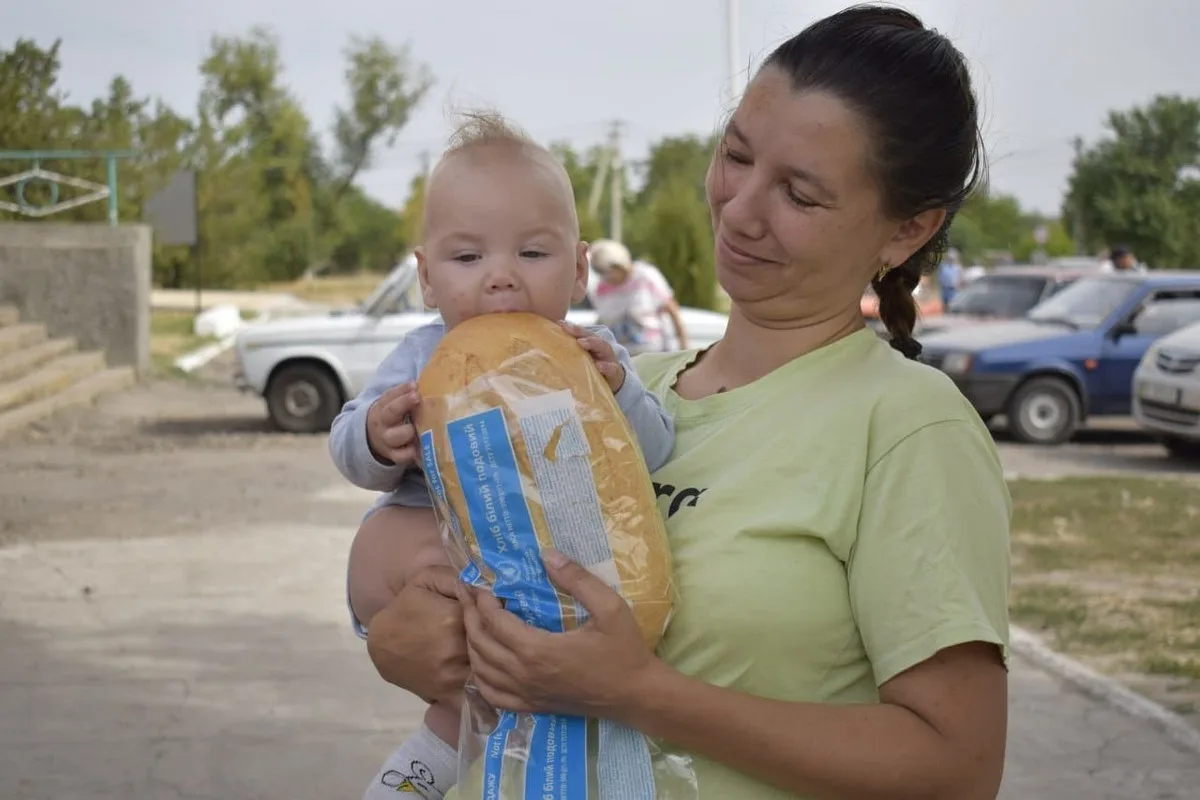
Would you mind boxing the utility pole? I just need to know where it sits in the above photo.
[1070,136,1085,253]
[726,0,742,103]
[608,120,624,242]
[419,150,432,182]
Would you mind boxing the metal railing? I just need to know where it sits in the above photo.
[0,150,136,225]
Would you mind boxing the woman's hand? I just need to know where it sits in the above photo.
[366,564,471,705]
[459,549,658,721]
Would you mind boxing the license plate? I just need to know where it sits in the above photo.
[1138,381,1181,406]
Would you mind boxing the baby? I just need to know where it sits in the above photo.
[328,112,676,800]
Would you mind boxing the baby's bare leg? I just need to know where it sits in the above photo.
[352,505,464,798]
[347,505,451,626]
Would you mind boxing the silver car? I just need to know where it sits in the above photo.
[234,257,730,433]
[1132,318,1200,460]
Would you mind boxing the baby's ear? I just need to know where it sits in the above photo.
[415,248,438,309]
[570,241,590,303]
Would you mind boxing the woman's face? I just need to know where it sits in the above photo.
[601,265,630,286]
[705,66,942,326]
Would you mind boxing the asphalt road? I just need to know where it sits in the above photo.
[989,416,1198,480]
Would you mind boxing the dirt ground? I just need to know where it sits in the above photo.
[0,354,340,549]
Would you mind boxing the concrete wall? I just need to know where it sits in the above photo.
[0,223,151,374]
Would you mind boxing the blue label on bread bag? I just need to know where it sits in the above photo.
[419,429,445,504]
[525,713,589,800]
[444,408,586,799]
[445,408,564,633]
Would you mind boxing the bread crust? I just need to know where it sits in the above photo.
[416,312,673,648]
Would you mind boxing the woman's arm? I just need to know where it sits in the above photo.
[350,505,471,705]
[659,297,690,349]
[460,554,1007,800]
[625,641,1006,800]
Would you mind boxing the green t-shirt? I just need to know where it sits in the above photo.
[445,327,1011,800]
[636,327,1011,798]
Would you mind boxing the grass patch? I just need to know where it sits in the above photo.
[264,272,383,306]
[1008,477,1200,694]
[1009,477,1200,576]
[149,310,218,377]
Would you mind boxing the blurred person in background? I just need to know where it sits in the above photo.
[1101,244,1147,273]
[937,247,964,304]
[588,238,690,353]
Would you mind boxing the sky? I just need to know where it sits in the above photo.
[12,0,1200,216]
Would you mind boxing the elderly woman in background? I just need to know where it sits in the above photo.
[588,238,690,354]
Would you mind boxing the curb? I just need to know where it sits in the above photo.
[174,335,237,373]
[1011,625,1200,755]
[173,311,270,374]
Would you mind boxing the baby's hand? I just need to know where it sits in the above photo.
[366,382,421,467]
[559,321,626,394]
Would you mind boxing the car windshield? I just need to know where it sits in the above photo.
[948,275,1049,317]
[363,260,424,316]
[1026,276,1139,329]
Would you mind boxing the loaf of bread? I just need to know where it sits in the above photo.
[415,312,674,648]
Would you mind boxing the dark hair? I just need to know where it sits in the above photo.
[763,4,984,359]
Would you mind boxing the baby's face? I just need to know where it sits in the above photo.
[416,146,588,329]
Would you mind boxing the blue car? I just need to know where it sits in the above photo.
[918,271,1200,444]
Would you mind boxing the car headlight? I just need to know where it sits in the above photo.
[942,352,974,374]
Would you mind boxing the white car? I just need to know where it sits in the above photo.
[233,256,730,432]
[1132,318,1200,460]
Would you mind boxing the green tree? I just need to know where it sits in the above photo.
[634,134,715,206]
[194,28,314,284]
[0,32,429,287]
[397,172,426,249]
[949,187,1078,265]
[0,39,71,151]
[331,37,432,199]
[625,135,718,308]
[1063,95,1200,268]
[633,176,716,309]
[550,142,610,242]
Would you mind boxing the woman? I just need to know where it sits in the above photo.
[353,6,1011,798]
[588,238,690,354]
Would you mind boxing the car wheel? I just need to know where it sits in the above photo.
[266,363,342,434]
[1162,436,1200,462]
[1007,376,1081,445]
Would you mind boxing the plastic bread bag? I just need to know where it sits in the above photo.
[415,312,699,799]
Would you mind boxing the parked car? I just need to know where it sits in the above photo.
[918,265,1093,335]
[862,279,943,333]
[233,257,730,433]
[918,272,1200,444]
[1132,318,1200,460]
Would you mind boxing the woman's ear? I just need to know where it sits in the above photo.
[415,247,438,309]
[570,241,590,304]
[880,207,947,269]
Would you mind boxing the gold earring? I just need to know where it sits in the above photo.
[876,262,891,281]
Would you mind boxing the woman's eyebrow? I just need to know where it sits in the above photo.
[728,120,837,201]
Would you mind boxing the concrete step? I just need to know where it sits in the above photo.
[0,323,47,358]
[0,305,18,328]
[0,366,136,440]
[0,351,106,414]
[0,337,77,383]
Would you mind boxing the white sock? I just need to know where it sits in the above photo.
[362,724,459,800]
